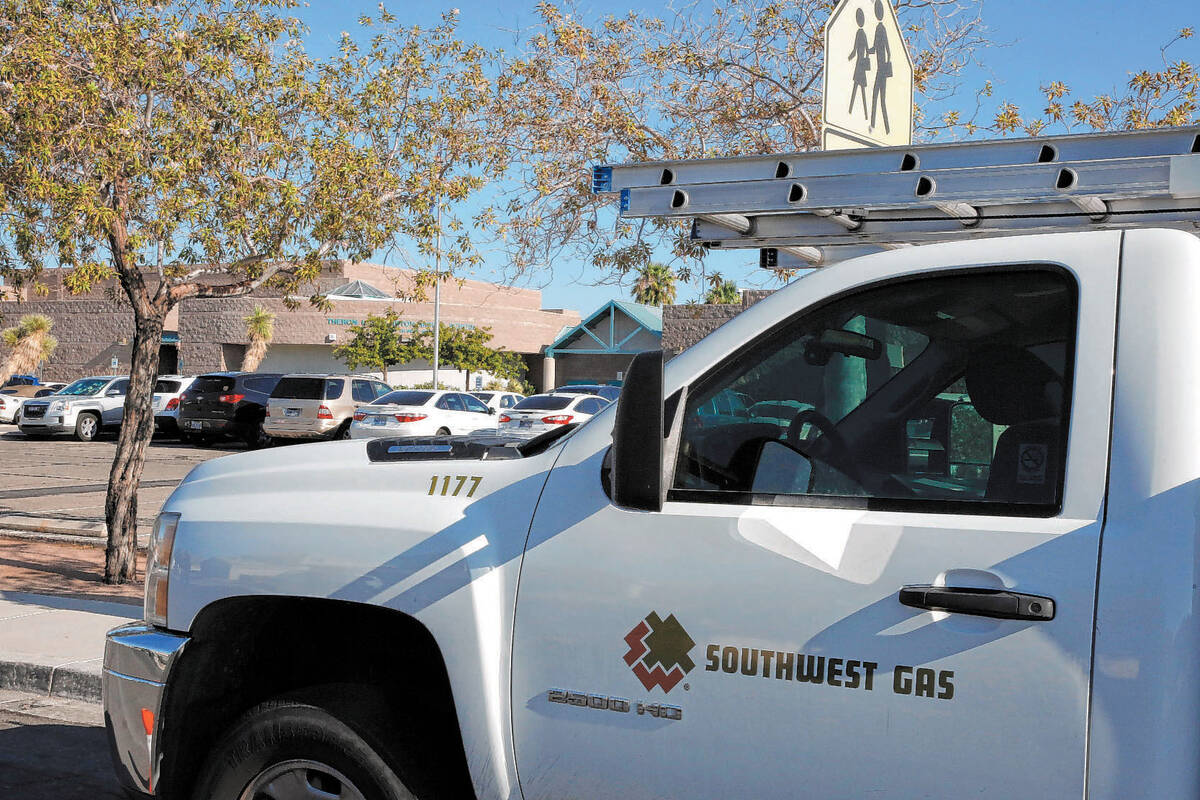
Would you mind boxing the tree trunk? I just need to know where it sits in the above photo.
[465,369,470,391]
[242,336,268,371]
[381,363,388,383]
[104,312,164,584]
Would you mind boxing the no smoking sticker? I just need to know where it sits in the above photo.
[1017,443,1048,485]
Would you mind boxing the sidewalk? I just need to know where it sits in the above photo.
[0,538,145,703]
[0,593,139,703]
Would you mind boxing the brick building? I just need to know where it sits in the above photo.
[0,261,580,391]
[661,290,774,355]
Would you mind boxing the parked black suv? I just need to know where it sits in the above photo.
[178,372,283,448]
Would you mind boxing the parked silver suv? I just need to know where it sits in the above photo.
[18,375,130,441]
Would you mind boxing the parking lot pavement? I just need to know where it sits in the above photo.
[0,689,125,799]
[0,427,233,543]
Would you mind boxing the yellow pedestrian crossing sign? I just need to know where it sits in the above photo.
[822,0,913,149]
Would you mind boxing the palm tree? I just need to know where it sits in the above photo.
[704,278,741,305]
[632,262,677,306]
[0,314,57,385]
[241,305,275,372]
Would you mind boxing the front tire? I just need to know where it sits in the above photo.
[74,413,100,442]
[192,700,415,800]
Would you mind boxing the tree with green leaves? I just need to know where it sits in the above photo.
[333,309,408,383]
[632,263,678,307]
[703,276,741,305]
[0,314,57,385]
[241,306,276,372]
[0,1,501,582]
[405,322,529,391]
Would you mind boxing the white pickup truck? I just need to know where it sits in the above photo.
[103,132,1200,800]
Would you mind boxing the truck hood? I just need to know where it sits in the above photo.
[162,432,569,632]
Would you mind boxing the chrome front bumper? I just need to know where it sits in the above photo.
[103,623,189,797]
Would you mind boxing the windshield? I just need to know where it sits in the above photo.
[374,390,433,407]
[58,378,110,396]
[513,395,573,411]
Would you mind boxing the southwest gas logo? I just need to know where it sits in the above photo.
[623,611,696,693]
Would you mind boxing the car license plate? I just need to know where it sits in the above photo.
[371,416,386,426]
[519,420,532,428]
[285,408,300,418]
[188,420,202,430]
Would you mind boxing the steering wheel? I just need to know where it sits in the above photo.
[785,408,856,474]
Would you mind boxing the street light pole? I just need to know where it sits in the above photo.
[431,200,441,389]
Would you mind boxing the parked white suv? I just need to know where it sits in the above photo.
[152,375,196,437]
[18,375,130,441]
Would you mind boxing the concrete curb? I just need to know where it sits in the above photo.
[0,528,149,551]
[0,516,153,540]
[0,660,102,704]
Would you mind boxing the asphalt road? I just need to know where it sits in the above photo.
[0,426,230,537]
[0,690,124,799]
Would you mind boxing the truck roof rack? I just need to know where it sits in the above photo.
[593,126,1200,267]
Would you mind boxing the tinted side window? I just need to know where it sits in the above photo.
[671,269,1076,515]
[109,380,129,395]
[372,382,391,399]
[325,379,345,400]
[243,377,278,394]
[352,380,375,403]
[462,394,490,414]
[438,394,463,411]
[577,398,602,415]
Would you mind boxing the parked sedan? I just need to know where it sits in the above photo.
[470,391,525,412]
[498,393,611,438]
[0,385,42,423]
[348,390,496,440]
[552,383,621,402]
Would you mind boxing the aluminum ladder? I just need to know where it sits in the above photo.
[592,127,1200,268]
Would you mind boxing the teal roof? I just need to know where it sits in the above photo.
[547,300,663,357]
[610,300,663,333]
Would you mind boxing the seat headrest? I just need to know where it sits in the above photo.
[965,346,1063,425]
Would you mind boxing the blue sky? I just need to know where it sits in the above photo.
[296,1,1199,314]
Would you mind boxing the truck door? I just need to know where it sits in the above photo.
[512,254,1117,799]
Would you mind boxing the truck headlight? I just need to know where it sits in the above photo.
[144,512,180,628]
[49,400,64,412]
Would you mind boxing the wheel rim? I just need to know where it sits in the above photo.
[238,759,366,800]
[80,416,96,438]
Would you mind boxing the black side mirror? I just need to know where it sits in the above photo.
[488,407,496,415]
[612,350,669,511]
